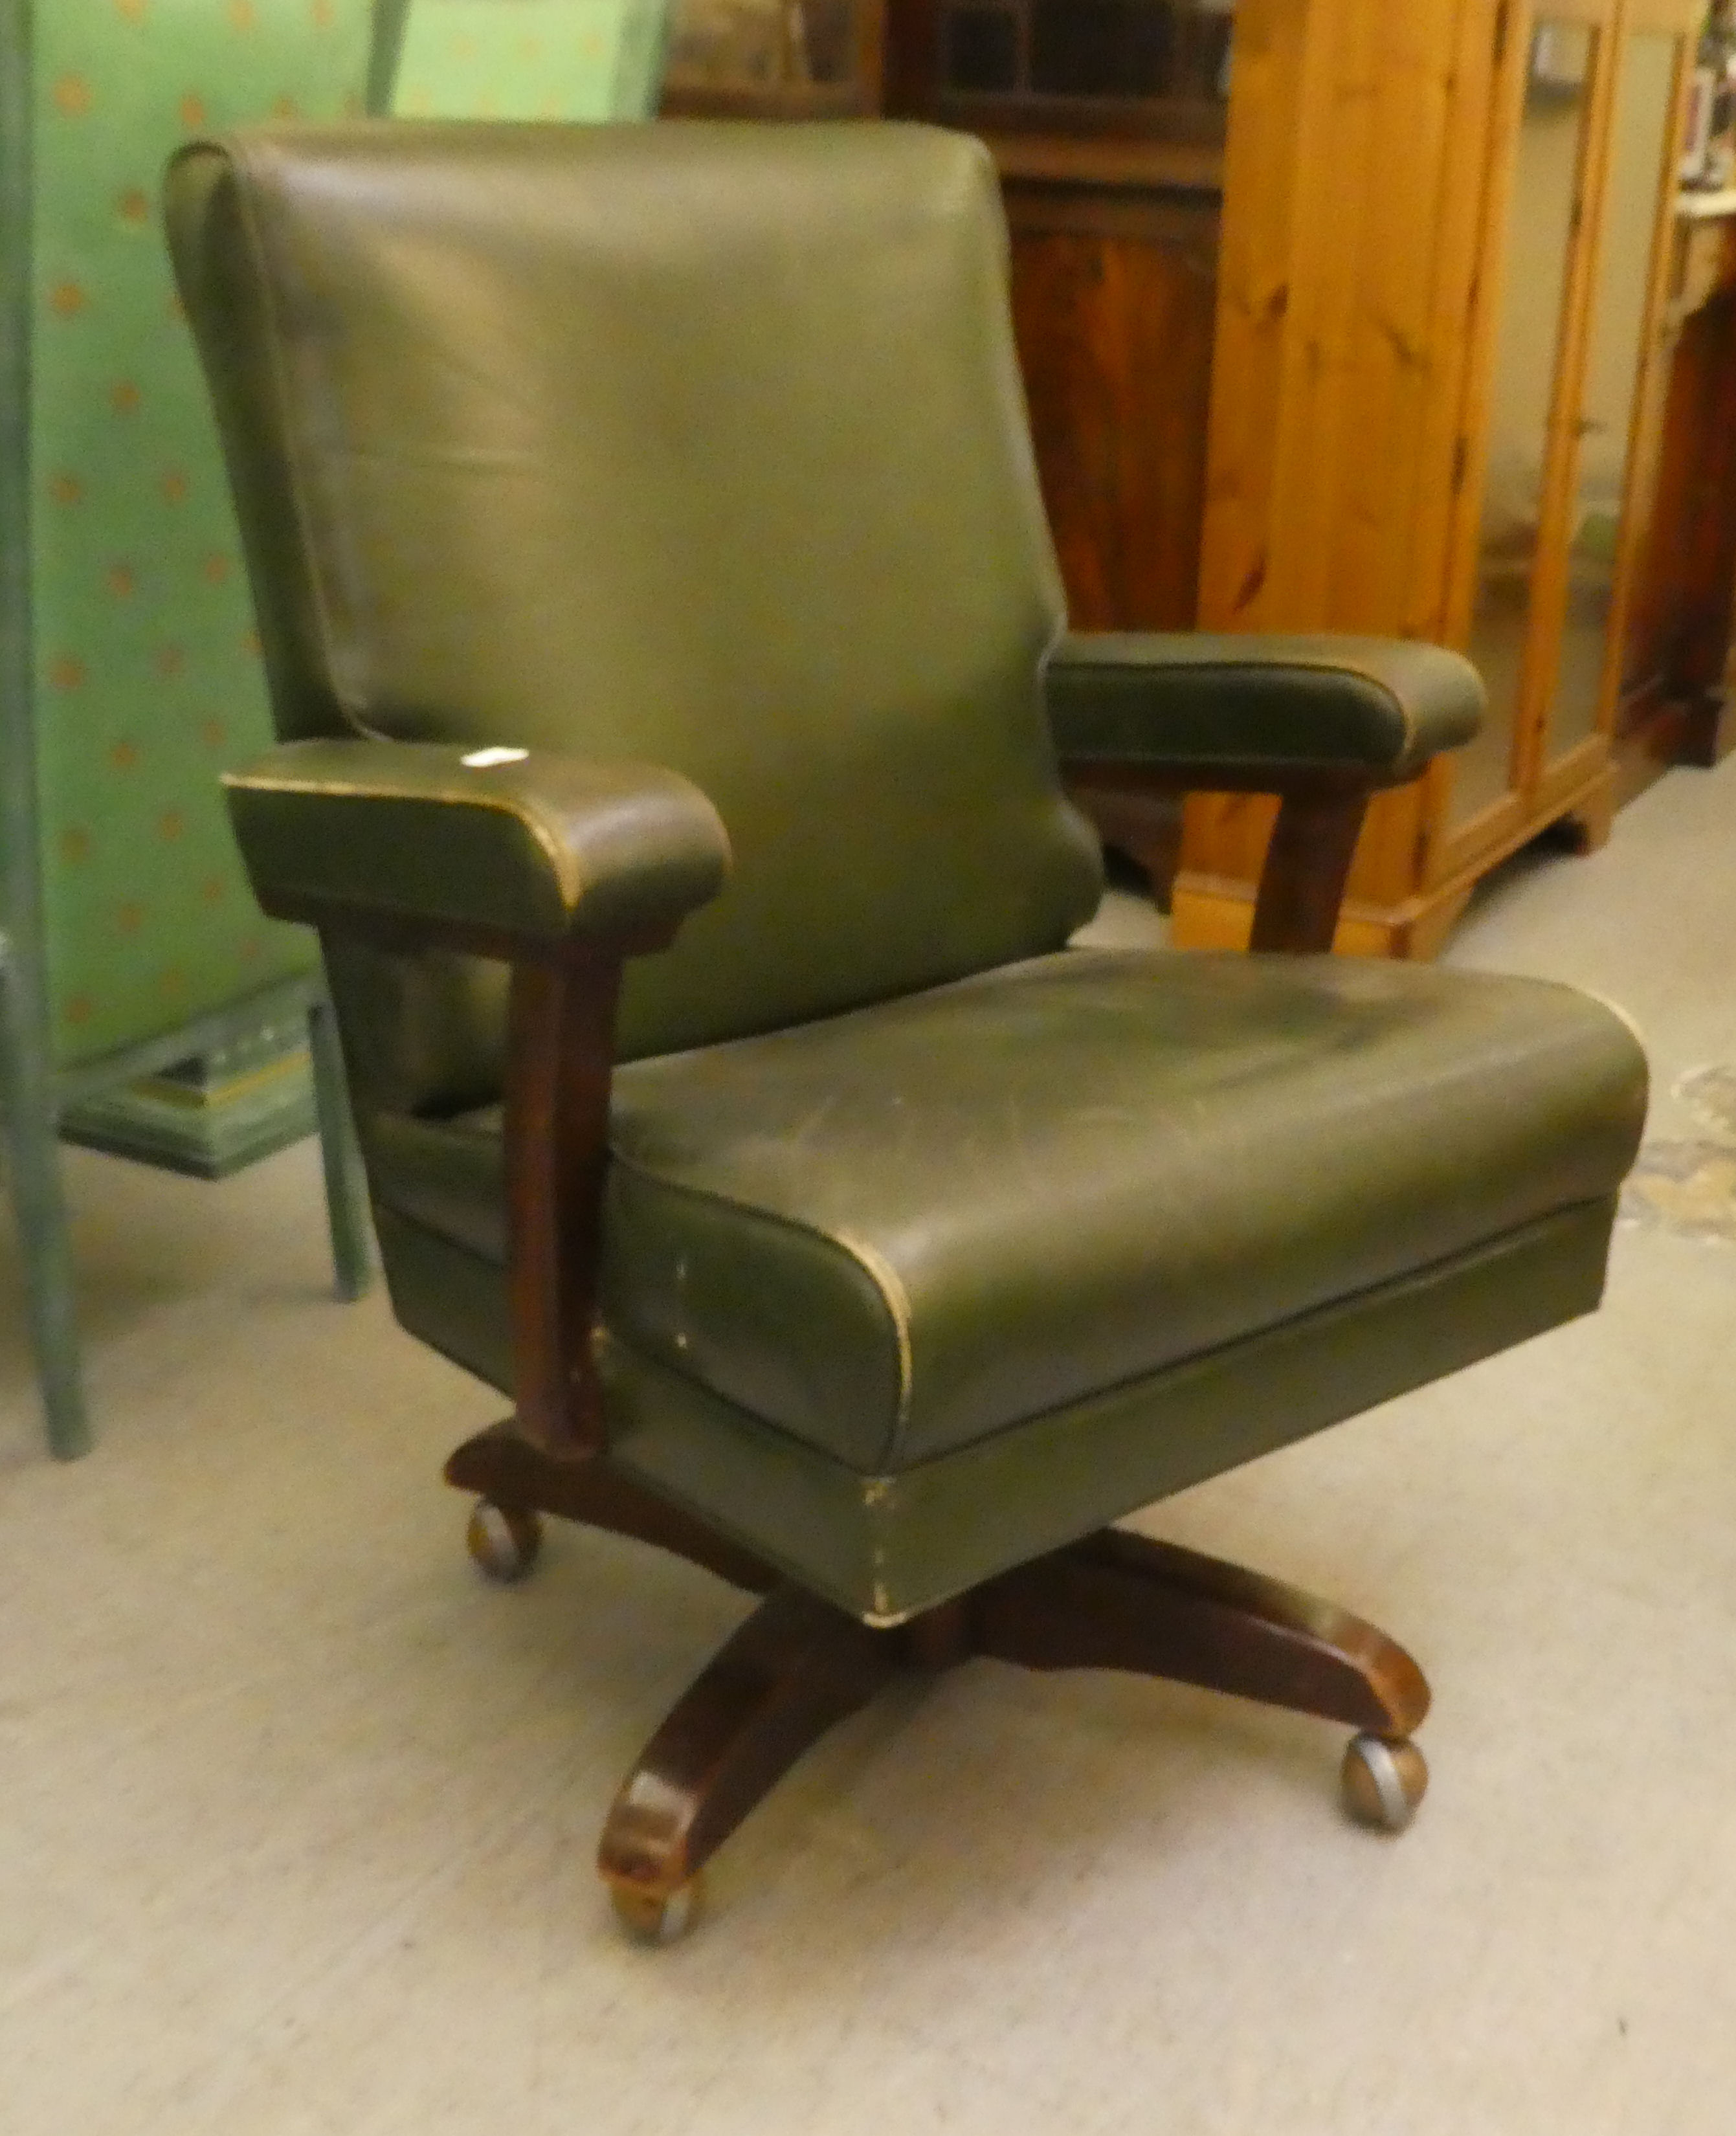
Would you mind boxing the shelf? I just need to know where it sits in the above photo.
[983,129,1225,194]
[1678,186,1736,221]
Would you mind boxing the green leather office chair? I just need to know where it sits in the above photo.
[168,122,1649,1941]
[0,0,380,1460]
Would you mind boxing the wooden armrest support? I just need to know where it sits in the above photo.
[230,738,733,1460]
[300,909,663,1463]
[503,950,622,1458]
[1065,762,1377,955]
[1245,784,1370,955]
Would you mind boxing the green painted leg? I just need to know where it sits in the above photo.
[366,0,413,113]
[0,946,91,1460]
[307,997,372,1303]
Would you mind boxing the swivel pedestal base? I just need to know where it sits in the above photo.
[447,1425,1431,1942]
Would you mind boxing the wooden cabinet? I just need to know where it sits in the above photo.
[1001,173,1219,635]
[886,3,1227,641]
[660,0,885,115]
[684,5,1700,952]
[1616,191,1736,779]
[904,0,1232,137]
[883,1,1699,956]
[1176,0,1702,954]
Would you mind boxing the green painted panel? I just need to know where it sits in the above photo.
[26,0,374,1069]
[59,1012,317,1177]
[391,0,671,118]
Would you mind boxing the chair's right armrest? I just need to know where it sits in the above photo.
[224,738,732,960]
[1047,632,1486,789]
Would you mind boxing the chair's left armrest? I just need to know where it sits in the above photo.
[225,739,733,1465]
[1045,632,1484,789]
[224,738,731,959]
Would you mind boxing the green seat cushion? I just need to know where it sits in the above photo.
[366,948,1647,1473]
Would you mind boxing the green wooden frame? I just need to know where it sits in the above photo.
[368,0,412,113]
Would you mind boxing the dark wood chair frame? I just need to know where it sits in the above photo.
[272,761,1427,1935]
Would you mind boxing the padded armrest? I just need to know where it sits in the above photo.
[1046,633,1485,785]
[224,739,731,950]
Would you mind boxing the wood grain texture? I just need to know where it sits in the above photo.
[1008,192,1218,631]
[1186,0,1502,940]
[1195,0,1314,638]
[1181,0,1691,956]
[1200,0,1489,641]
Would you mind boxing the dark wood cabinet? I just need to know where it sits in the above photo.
[1005,196,1218,632]
[917,0,1232,133]
[886,0,1226,638]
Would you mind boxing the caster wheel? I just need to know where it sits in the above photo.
[1341,1733,1428,1833]
[465,1500,542,1584]
[609,1876,703,1946]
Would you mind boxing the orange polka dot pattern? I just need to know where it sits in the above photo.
[27,0,375,1065]
[391,0,671,121]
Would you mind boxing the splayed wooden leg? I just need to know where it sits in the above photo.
[599,1586,901,1913]
[973,1527,1429,1738]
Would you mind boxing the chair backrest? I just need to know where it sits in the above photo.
[166,124,1103,1080]
[375,0,672,118]
[2,0,373,1069]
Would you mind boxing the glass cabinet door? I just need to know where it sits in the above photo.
[930,0,1232,112]
[1540,21,1684,770]
[1455,13,1605,829]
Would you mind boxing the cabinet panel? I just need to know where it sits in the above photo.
[1542,23,1681,767]
[1455,14,1601,827]
[1007,195,1218,629]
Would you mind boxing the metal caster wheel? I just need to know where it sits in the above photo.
[609,1876,703,1946]
[465,1500,542,1584]
[1341,1733,1428,1833]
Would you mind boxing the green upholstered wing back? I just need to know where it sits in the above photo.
[384,0,671,117]
[167,123,1104,1095]
[11,0,373,1071]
